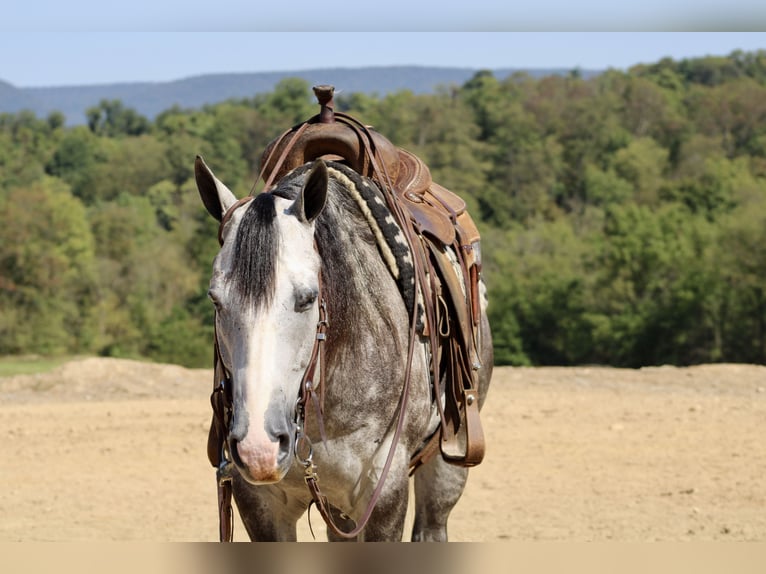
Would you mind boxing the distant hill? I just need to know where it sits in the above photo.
[0,79,36,113]
[0,66,599,125]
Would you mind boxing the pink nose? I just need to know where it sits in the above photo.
[232,435,287,484]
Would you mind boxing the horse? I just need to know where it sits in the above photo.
[195,155,493,541]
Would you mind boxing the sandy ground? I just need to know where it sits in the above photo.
[1,358,764,542]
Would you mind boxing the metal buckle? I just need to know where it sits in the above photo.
[317,299,329,328]
[217,459,234,486]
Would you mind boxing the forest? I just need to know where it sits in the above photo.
[1,50,766,368]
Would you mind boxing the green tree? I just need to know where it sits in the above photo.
[0,178,96,353]
[86,99,151,136]
[77,135,172,203]
[88,193,199,357]
[588,203,719,365]
[45,126,102,203]
[484,219,594,365]
[714,196,766,362]
[688,78,766,157]
[582,163,634,207]
[253,78,315,126]
[665,138,757,217]
[0,110,60,188]
[612,137,669,206]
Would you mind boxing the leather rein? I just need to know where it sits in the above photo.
[211,117,427,541]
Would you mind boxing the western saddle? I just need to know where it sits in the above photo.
[256,85,487,470]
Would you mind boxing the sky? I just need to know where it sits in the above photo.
[1,32,765,88]
[3,1,766,32]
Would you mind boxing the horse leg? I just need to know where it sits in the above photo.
[232,474,303,541]
[358,474,410,542]
[411,455,469,542]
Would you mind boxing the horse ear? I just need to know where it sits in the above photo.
[293,160,329,224]
[195,155,238,222]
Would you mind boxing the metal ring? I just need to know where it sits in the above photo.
[294,432,314,467]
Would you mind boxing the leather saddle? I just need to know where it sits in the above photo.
[258,85,486,468]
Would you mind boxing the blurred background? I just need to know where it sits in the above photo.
[1,31,765,371]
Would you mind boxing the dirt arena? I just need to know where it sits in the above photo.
[1,358,764,541]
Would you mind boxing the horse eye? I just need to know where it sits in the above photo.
[294,288,318,313]
[207,289,222,310]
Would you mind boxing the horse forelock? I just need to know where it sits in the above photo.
[228,192,279,311]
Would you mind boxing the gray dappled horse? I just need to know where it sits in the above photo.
[196,157,492,541]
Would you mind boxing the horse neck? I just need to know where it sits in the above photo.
[307,184,431,443]
[316,192,410,379]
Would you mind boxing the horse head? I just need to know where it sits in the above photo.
[195,156,328,485]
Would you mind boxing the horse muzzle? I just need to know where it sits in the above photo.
[229,430,293,484]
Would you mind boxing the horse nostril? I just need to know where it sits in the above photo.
[229,438,244,467]
[229,410,248,443]
[277,433,292,462]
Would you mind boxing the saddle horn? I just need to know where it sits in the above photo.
[259,85,401,185]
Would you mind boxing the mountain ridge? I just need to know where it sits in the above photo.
[0,65,599,124]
